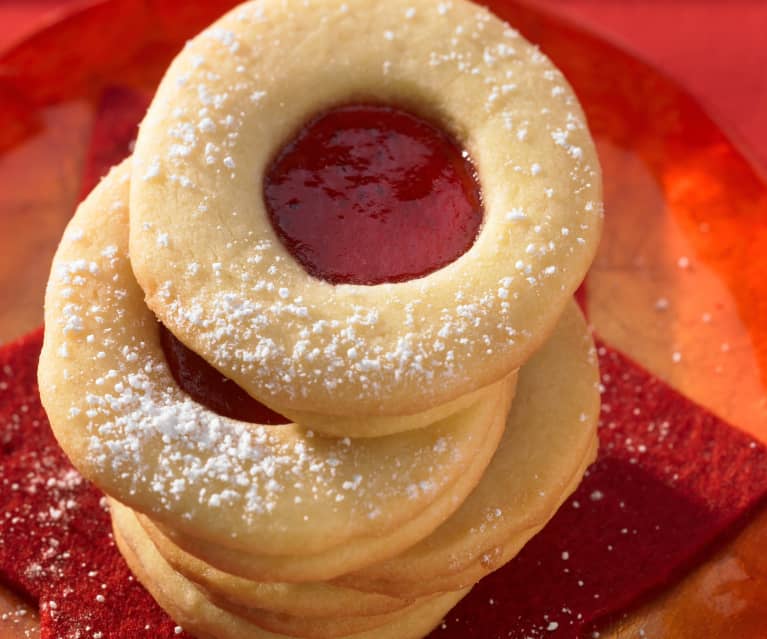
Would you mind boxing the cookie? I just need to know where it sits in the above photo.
[125,506,411,618]
[112,500,470,639]
[129,0,602,426]
[138,399,508,582]
[338,301,599,597]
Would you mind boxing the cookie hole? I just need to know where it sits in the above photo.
[264,103,483,285]
[158,322,290,425]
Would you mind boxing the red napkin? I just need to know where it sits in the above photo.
[0,329,184,639]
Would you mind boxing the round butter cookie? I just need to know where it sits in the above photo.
[38,161,514,566]
[419,438,596,594]
[338,301,600,597]
[200,583,434,639]
[352,437,598,599]
[112,501,470,639]
[118,502,410,619]
[111,501,418,639]
[129,0,603,424]
[139,393,508,582]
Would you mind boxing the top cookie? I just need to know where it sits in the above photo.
[130,0,602,418]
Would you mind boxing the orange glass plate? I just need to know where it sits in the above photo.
[0,1,765,638]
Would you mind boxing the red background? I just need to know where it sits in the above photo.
[1,0,765,175]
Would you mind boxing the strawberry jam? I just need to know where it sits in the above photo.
[163,103,482,420]
[264,104,482,285]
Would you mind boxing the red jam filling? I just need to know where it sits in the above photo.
[159,324,289,424]
[164,104,482,420]
[264,104,483,285]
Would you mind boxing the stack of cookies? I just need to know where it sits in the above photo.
[38,1,603,638]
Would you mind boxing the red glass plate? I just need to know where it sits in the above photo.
[0,1,766,638]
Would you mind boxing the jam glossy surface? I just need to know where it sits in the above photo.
[263,104,483,285]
